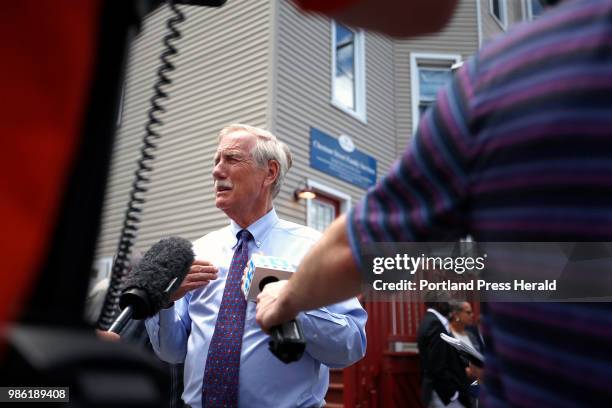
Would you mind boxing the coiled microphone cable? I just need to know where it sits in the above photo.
[98,1,186,330]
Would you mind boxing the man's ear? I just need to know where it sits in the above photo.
[264,160,280,187]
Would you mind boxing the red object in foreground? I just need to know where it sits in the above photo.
[293,0,357,13]
[0,1,99,350]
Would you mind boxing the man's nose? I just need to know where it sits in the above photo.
[212,161,225,179]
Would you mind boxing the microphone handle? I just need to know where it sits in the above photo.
[108,305,134,334]
[268,318,306,364]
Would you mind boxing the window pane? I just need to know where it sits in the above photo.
[419,69,451,100]
[336,24,354,47]
[334,23,356,110]
[531,0,544,17]
[336,43,355,79]
[417,66,452,119]
[492,0,501,19]
[309,200,336,232]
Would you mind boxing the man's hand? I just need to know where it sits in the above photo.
[255,280,297,333]
[170,260,218,302]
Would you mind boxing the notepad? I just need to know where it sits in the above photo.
[440,332,485,368]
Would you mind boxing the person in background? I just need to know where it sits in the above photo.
[449,300,481,407]
[449,301,481,355]
[465,313,485,356]
[418,297,472,408]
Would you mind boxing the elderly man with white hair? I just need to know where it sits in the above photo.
[145,124,367,408]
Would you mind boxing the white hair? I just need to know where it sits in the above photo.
[218,124,292,198]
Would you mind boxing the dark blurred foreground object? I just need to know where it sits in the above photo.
[1,1,223,406]
[1,325,170,408]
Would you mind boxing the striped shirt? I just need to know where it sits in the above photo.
[347,0,612,406]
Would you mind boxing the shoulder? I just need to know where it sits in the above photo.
[418,312,435,332]
[192,226,233,250]
[424,313,444,332]
[421,312,437,326]
[273,218,322,243]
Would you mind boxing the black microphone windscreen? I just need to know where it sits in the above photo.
[123,237,194,317]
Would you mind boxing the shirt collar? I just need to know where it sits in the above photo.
[427,308,450,332]
[229,207,278,249]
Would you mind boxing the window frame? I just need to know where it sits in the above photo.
[305,179,352,231]
[489,0,508,30]
[331,20,367,123]
[524,0,545,20]
[410,52,462,134]
[308,196,338,233]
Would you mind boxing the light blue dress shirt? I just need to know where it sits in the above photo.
[145,208,367,408]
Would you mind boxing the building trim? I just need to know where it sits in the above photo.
[409,52,462,134]
[330,20,367,124]
[305,178,352,228]
[524,0,542,21]
[489,0,508,30]
[266,0,279,134]
[477,0,483,47]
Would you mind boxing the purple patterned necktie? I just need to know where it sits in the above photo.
[202,229,251,408]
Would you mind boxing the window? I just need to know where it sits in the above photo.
[331,21,366,122]
[525,0,545,20]
[308,198,337,233]
[490,0,507,29]
[410,53,461,133]
[305,180,351,232]
[417,68,452,117]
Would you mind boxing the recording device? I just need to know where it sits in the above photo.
[243,255,306,364]
[3,2,224,406]
[108,236,194,333]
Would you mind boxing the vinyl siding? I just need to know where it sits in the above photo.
[507,0,527,26]
[96,1,273,258]
[273,0,397,225]
[97,0,490,258]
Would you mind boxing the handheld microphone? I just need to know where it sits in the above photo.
[108,237,194,333]
[243,255,306,364]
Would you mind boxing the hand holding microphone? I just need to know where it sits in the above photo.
[255,279,305,364]
[255,281,299,335]
[108,237,194,333]
[170,260,218,302]
[245,255,306,364]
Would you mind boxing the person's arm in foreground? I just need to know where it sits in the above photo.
[259,277,367,367]
[256,214,361,331]
[258,60,474,332]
